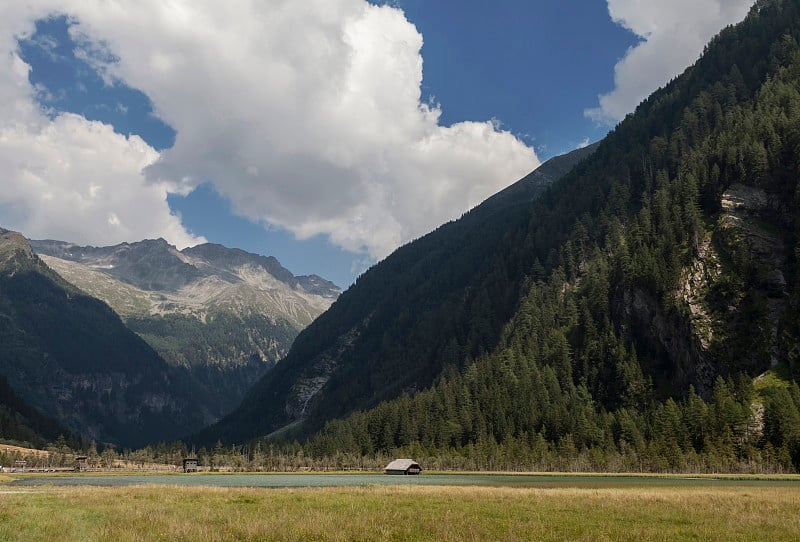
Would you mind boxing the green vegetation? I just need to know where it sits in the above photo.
[0,482,798,541]
[200,0,800,474]
[128,312,293,370]
[200,134,600,446]
[0,376,68,449]
[128,312,292,415]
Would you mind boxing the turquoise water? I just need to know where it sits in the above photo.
[11,473,797,488]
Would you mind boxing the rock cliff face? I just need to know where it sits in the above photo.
[30,238,341,421]
[284,315,371,421]
[716,184,788,367]
[616,182,790,399]
[616,287,715,397]
[32,239,339,327]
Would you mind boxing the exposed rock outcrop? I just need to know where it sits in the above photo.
[616,287,716,398]
[718,183,788,367]
[616,182,790,398]
[285,316,371,421]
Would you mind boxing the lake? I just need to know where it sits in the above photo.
[11,472,797,488]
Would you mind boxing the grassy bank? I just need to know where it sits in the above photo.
[2,481,799,541]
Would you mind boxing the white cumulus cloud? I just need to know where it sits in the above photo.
[0,1,539,259]
[0,2,203,249]
[0,113,201,248]
[587,0,754,125]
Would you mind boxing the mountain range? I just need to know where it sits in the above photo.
[0,231,339,447]
[31,238,339,421]
[3,0,800,472]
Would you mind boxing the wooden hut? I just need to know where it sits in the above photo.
[75,456,88,472]
[384,459,422,475]
[183,458,199,473]
[13,460,26,472]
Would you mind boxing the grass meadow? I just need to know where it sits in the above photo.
[1,476,799,541]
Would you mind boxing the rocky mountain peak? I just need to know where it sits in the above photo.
[31,238,342,298]
[182,243,297,287]
[0,228,35,271]
[30,238,205,292]
[296,274,341,299]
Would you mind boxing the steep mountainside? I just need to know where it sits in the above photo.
[0,373,70,448]
[30,239,340,419]
[297,0,800,471]
[0,229,206,447]
[197,143,599,444]
[201,0,800,472]
[476,141,600,218]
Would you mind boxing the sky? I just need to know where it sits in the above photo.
[0,1,754,288]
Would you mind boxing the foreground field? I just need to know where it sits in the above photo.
[2,478,800,541]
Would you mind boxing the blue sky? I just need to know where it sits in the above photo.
[2,1,753,288]
[386,0,637,156]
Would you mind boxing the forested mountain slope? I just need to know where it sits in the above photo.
[197,137,599,444]
[302,0,800,471]
[204,0,800,472]
[0,374,70,448]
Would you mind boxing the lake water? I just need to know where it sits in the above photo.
[10,473,797,488]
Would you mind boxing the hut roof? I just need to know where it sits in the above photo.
[385,459,420,471]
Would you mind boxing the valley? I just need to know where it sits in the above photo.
[2,0,800,479]
[6,2,800,541]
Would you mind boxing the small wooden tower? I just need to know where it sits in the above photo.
[75,456,88,472]
[182,458,199,473]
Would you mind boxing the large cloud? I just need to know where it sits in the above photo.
[587,0,754,125]
[0,113,201,248]
[0,3,202,249]
[0,1,539,259]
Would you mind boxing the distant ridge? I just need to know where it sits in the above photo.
[0,228,203,447]
[30,237,341,426]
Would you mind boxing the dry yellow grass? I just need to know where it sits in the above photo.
[1,482,799,541]
[0,445,50,458]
